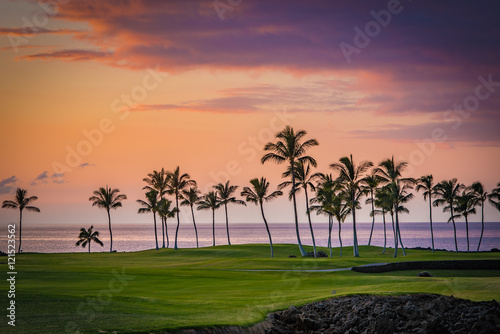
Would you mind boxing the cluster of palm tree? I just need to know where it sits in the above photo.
[3,127,500,256]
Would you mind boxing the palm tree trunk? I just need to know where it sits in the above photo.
[304,189,316,257]
[190,205,199,248]
[450,205,458,253]
[368,191,375,246]
[428,197,434,253]
[260,202,273,258]
[153,213,159,250]
[393,207,398,257]
[338,218,342,257]
[352,204,359,257]
[224,203,231,245]
[161,216,165,248]
[327,215,332,258]
[174,196,180,250]
[394,208,406,257]
[465,215,470,253]
[212,208,216,247]
[107,209,113,252]
[18,210,22,253]
[291,164,306,256]
[382,210,387,254]
[88,242,91,254]
[165,218,169,248]
[477,202,484,252]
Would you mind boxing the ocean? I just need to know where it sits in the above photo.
[1,221,499,253]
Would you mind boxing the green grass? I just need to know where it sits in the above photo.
[1,244,499,333]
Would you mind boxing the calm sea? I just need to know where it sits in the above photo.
[1,221,499,254]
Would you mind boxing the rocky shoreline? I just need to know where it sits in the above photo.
[173,294,500,334]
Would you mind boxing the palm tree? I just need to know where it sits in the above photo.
[76,225,103,254]
[281,161,320,257]
[88,186,127,252]
[143,169,170,248]
[214,181,246,246]
[433,178,464,253]
[453,189,477,253]
[385,180,414,257]
[261,126,318,256]
[2,188,40,253]
[361,173,380,246]
[181,187,201,248]
[137,189,161,250]
[330,155,373,257]
[241,177,283,257]
[416,175,437,253]
[374,157,413,257]
[167,166,197,250]
[157,198,178,248]
[470,182,488,252]
[489,183,500,211]
[373,187,393,254]
[197,191,221,247]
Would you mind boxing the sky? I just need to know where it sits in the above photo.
[1,0,500,229]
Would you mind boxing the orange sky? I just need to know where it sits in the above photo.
[1,0,500,227]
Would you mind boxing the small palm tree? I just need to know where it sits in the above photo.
[241,177,282,258]
[385,180,414,257]
[453,189,477,253]
[167,167,197,250]
[489,183,500,211]
[89,186,127,252]
[2,188,40,253]
[330,155,373,257]
[143,169,170,248]
[197,191,220,247]
[373,187,393,254]
[281,161,320,257]
[433,178,464,253]
[262,126,319,256]
[181,187,201,248]
[214,181,246,246]
[361,173,380,246]
[157,198,178,248]
[137,190,161,250]
[416,175,437,253]
[76,225,103,254]
[470,182,488,252]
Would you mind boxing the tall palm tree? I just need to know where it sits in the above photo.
[433,178,464,253]
[137,190,161,250]
[374,157,413,257]
[143,169,170,248]
[241,177,283,257]
[489,183,500,211]
[453,189,477,253]
[181,187,201,248]
[89,186,127,252]
[157,198,178,248]
[2,188,40,253]
[167,166,197,250]
[416,175,437,253]
[261,126,318,256]
[470,182,488,252]
[197,191,221,247]
[361,173,380,246]
[76,225,103,254]
[281,161,320,257]
[330,155,373,257]
[214,181,246,246]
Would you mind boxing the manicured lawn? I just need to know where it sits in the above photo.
[2,244,499,333]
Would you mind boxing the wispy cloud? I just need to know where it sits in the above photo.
[0,176,18,195]
[31,171,66,185]
[0,27,81,36]
[79,162,96,168]
[19,49,112,62]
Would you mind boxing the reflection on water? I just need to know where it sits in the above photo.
[1,222,499,253]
